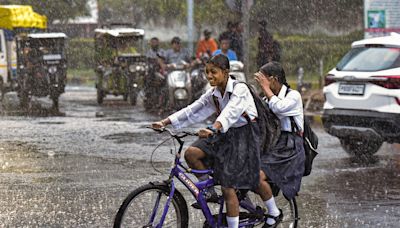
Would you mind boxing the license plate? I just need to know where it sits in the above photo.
[338,83,365,95]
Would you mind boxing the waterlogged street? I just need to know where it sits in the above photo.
[0,86,399,227]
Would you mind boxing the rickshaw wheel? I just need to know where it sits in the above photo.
[51,95,59,110]
[97,89,104,104]
[19,91,29,108]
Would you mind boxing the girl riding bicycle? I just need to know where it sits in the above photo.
[153,54,273,228]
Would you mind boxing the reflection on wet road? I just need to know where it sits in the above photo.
[0,86,399,227]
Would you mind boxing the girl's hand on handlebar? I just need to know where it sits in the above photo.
[198,128,213,138]
[151,121,164,129]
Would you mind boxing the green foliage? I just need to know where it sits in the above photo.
[248,32,364,82]
[97,0,235,28]
[251,0,363,34]
[68,33,359,84]
[67,38,94,69]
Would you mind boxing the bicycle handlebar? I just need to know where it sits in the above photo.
[147,126,198,139]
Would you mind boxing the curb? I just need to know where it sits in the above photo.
[305,112,323,127]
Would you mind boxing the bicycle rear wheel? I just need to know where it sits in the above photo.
[114,183,189,228]
[275,195,298,228]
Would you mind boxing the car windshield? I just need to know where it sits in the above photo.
[336,47,400,71]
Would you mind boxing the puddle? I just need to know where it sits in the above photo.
[37,122,66,125]
[96,117,137,122]
[101,131,165,144]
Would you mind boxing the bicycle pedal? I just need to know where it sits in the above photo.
[256,205,267,214]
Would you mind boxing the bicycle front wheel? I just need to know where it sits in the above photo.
[114,183,189,228]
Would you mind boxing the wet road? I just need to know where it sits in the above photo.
[0,86,399,227]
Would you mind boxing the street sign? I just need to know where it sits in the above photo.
[364,0,400,38]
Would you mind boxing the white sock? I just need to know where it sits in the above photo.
[226,216,239,228]
[264,197,280,225]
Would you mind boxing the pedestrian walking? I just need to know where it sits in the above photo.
[257,20,281,68]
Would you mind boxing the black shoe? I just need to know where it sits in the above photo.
[263,209,283,228]
[191,192,219,209]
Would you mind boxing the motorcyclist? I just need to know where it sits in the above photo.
[164,36,192,68]
[212,35,238,61]
[195,29,218,59]
[146,37,165,59]
[144,37,168,115]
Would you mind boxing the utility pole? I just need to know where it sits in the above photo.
[242,0,253,82]
[187,0,194,56]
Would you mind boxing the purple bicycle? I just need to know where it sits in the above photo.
[114,127,299,228]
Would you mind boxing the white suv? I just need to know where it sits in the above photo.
[322,33,400,157]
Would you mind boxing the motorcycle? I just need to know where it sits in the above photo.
[190,55,210,102]
[229,60,247,82]
[166,61,192,111]
[143,57,168,113]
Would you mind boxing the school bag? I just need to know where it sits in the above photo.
[286,89,319,176]
[212,80,281,154]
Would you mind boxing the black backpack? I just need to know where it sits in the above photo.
[286,90,319,176]
[212,81,281,154]
[289,116,319,176]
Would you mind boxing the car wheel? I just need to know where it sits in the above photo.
[0,79,4,101]
[339,138,382,157]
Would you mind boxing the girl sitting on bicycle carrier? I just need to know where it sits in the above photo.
[255,61,306,223]
[153,54,283,228]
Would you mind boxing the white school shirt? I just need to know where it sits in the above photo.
[266,85,304,132]
[168,77,257,133]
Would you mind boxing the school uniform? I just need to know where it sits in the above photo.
[168,77,261,190]
[261,85,306,200]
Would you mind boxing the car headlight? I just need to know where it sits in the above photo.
[48,66,57,74]
[174,88,188,100]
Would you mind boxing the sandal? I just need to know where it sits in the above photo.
[263,209,283,228]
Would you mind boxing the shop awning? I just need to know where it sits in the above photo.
[0,5,47,30]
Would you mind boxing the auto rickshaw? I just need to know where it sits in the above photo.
[16,33,67,109]
[0,5,48,99]
[94,27,147,105]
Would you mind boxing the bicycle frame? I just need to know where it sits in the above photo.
[154,129,264,228]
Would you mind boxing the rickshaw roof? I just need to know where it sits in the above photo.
[94,28,145,37]
[0,5,47,30]
[28,33,67,39]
